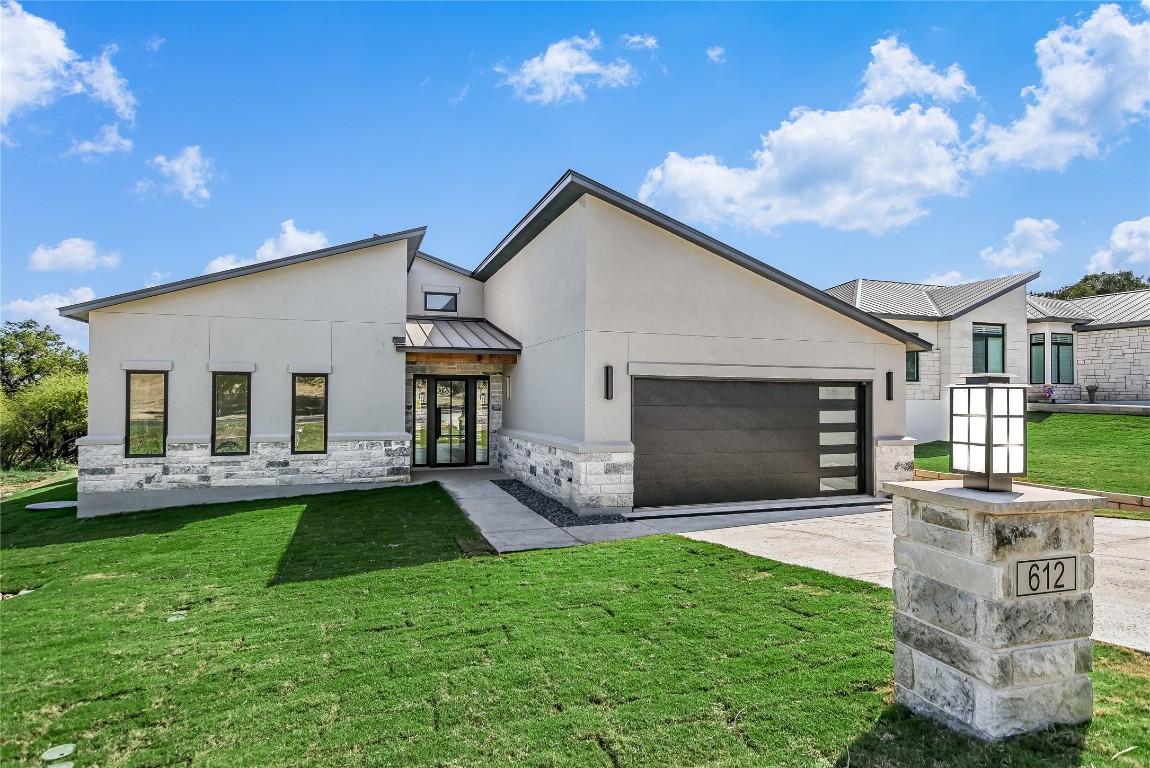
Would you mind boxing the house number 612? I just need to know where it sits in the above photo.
[1015,557,1077,596]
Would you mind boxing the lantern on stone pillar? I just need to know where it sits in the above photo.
[949,374,1027,492]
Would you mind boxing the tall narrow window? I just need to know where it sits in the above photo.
[475,379,489,464]
[126,372,167,457]
[1052,333,1074,384]
[1029,333,1045,385]
[973,323,1005,374]
[906,352,920,382]
[212,373,251,455]
[292,374,327,454]
[413,377,429,466]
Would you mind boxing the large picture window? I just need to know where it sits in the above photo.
[212,372,251,455]
[126,371,167,457]
[1030,333,1045,385]
[973,323,1005,374]
[906,352,920,382]
[292,374,327,454]
[1052,333,1074,384]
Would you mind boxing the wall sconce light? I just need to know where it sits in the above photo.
[886,371,894,401]
[605,365,613,400]
[950,374,1027,492]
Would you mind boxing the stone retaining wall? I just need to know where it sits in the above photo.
[492,433,633,512]
[914,469,1150,514]
[78,440,410,494]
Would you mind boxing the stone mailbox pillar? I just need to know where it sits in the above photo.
[884,479,1102,741]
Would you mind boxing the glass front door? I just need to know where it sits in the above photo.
[436,379,468,465]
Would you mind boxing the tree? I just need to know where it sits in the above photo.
[0,319,87,396]
[1039,271,1150,300]
[0,372,88,468]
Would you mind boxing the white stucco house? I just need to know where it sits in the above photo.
[61,171,930,518]
[827,275,1150,443]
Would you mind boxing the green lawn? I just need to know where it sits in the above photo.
[916,413,1150,497]
[2,481,1147,767]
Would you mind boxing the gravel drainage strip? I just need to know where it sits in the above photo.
[492,480,628,527]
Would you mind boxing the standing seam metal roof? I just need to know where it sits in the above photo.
[825,273,1040,319]
[1026,295,1096,322]
[1068,289,1150,329]
[403,317,522,352]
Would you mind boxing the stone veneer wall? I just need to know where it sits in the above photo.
[404,362,504,437]
[78,440,410,494]
[907,350,941,401]
[1026,383,1079,402]
[1075,327,1150,401]
[875,440,916,488]
[492,432,634,510]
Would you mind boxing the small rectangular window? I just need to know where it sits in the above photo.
[126,371,167,457]
[906,352,920,382]
[212,372,251,455]
[1029,333,1045,385]
[424,292,458,312]
[973,323,1005,374]
[1052,333,1074,384]
[292,374,327,454]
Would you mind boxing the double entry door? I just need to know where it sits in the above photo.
[412,376,490,467]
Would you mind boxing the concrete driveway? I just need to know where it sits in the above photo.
[686,509,1150,654]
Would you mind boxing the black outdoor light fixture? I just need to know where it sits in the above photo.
[886,371,894,401]
[604,365,614,400]
[949,373,1028,492]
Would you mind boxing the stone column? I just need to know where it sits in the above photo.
[884,480,1103,741]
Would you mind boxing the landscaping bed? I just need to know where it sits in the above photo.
[2,480,1147,767]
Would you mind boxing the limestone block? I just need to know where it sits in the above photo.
[893,641,915,688]
[904,573,978,639]
[971,676,1092,739]
[970,511,1093,561]
[910,519,973,555]
[910,651,976,723]
[894,540,1004,599]
[1010,641,1083,686]
[892,497,911,536]
[974,592,1092,648]
[916,501,970,531]
[895,612,1011,687]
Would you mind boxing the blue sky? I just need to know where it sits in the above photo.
[3,1,1148,349]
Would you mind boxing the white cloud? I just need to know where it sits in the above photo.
[1088,215,1150,273]
[706,46,726,64]
[145,146,216,206]
[0,2,137,131]
[204,219,329,273]
[145,36,164,51]
[1,287,94,347]
[72,44,136,122]
[498,31,638,104]
[622,34,658,51]
[146,270,171,287]
[979,218,1061,270]
[28,237,120,271]
[0,0,76,125]
[854,36,975,105]
[449,83,470,105]
[971,4,1150,172]
[640,103,965,235]
[66,123,132,159]
[924,270,967,285]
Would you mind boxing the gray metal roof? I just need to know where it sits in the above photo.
[826,273,1040,320]
[1026,295,1096,322]
[59,228,427,322]
[473,171,930,351]
[401,317,522,354]
[1068,289,1150,330]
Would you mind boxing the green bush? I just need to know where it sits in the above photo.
[0,372,87,469]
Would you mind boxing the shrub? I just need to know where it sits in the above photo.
[0,372,87,469]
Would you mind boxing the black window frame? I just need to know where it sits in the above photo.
[291,373,329,455]
[1029,333,1045,385]
[906,351,920,383]
[411,375,490,468]
[1052,333,1074,385]
[124,370,168,458]
[423,292,458,312]
[211,371,252,456]
[973,323,1006,374]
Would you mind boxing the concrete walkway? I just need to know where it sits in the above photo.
[686,508,1150,653]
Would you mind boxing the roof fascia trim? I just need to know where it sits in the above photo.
[413,251,475,278]
[60,227,426,322]
[1073,320,1150,331]
[475,171,930,350]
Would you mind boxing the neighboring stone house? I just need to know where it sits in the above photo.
[61,171,929,517]
[1025,290,1150,402]
[825,274,1039,442]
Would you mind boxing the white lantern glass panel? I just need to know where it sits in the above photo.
[992,417,1008,444]
[992,446,1008,474]
[969,447,986,473]
[1008,417,1024,446]
[992,388,1008,415]
[970,388,986,415]
[1008,445,1024,473]
[952,416,969,443]
[952,443,969,471]
[969,416,987,444]
[953,389,969,415]
[1009,388,1025,416]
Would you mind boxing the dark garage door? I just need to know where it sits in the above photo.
[632,378,865,507]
